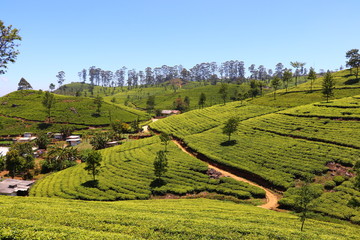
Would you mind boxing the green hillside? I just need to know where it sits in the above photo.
[150,71,360,221]
[1,196,359,240]
[0,90,149,135]
[249,69,360,108]
[30,136,265,201]
[58,81,251,111]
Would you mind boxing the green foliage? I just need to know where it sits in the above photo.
[159,132,171,151]
[93,95,103,114]
[41,146,77,173]
[83,150,102,180]
[5,150,25,178]
[222,117,239,141]
[146,95,155,110]
[345,49,360,79]
[42,91,56,119]
[324,180,336,190]
[307,67,317,92]
[198,92,206,108]
[153,150,168,179]
[218,83,228,105]
[333,176,345,185]
[322,71,335,102]
[0,20,21,74]
[90,133,109,150]
[293,182,323,231]
[11,142,33,156]
[35,133,50,149]
[282,69,293,92]
[270,76,281,99]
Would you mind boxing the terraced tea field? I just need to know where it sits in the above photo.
[150,101,278,138]
[30,136,265,201]
[151,96,360,190]
[1,196,359,240]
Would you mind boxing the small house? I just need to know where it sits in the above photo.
[66,135,81,146]
[16,136,37,143]
[161,110,181,116]
[24,132,32,138]
[53,133,63,140]
[0,179,35,196]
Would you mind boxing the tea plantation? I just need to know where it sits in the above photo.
[1,196,359,240]
[30,136,265,201]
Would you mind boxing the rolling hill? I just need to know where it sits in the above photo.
[0,90,149,135]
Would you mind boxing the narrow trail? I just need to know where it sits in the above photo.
[172,140,281,210]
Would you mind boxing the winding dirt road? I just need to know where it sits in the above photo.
[172,140,281,210]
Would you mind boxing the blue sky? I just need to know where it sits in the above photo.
[1,0,359,96]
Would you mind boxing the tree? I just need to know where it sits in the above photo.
[17,78,32,90]
[84,150,102,181]
[249,80,259,98]
[322,70,335,102]
[184,96,190,110]
[345,49,360,79]
[222,117,239,141]
[90,133,109,150]
[35,133,50,149]
[153,150,168,179]
[56,71,65,87]
[294,182,322,231]
[198,92,206,108]
[49,83,55,92]
[271,76,281,100]
[42,91,56,120]
[93,95,103,115]
[282,69,293,92]
[0,20,21,74]
[307,67,317,92]
[60,125,74,138]
[159,132,171,152]
[5,150,25,178]
[219,83,228,105]
[146,95,155,111]
[290,62,306,86]
[42,146,77,173]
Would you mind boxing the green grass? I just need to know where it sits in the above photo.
[0,90,148,127]
[30,136,265,201]
[0,196,359,240]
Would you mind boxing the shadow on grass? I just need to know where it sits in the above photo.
[150,178,167,188]
[37,123,53,130]
[344,78,359,85]
[81,180,99,188]
[91,113,101,117]
[220,140,237,146]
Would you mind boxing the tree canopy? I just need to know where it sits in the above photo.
[0,20,21,74]
[17,77,32,90]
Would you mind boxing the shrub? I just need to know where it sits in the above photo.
[324,180,336,190]
[333,176,345,185]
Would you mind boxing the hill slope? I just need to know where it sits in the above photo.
[0,90,149,135]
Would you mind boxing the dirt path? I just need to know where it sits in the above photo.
[172,140,281,210]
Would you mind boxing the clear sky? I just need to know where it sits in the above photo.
[1,0,359,96]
